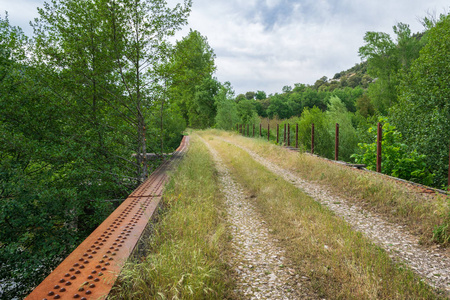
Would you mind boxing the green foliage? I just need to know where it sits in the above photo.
[237,99,259,126]
[169,30,216,127]
[432,223,450,245]
[326,96,358,162]
[215,82,240,130]
[355,94,375,118]
[188,77,220,129]
[359,23,425,114]
[298,107,333,159]
[0,0,193,297]
[267,94,291,119]
[255,90,266,100]
[352,118,434,185]
[391,14,450,188]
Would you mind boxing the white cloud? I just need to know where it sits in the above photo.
[2,0,449,95]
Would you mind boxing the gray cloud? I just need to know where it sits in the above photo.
[2,0,449,95]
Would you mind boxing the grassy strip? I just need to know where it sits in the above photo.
[110,137,235,300]
[204,132,443,299]
[213,130,449,245]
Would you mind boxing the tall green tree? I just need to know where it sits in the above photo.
[169,29,216,126]
[189,76,220,128]
[391,14,450,188]
[0,0,192,297]
[358,31,398,114]
[359,23,425,114]
[215,82,240,130]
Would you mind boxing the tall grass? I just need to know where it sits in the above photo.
[110,137,235,300]
[203,131,444,299]
[222,130,450,245]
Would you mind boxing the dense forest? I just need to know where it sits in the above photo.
[1,0,450,298]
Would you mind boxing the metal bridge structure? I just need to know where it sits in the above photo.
[26,136,190,300]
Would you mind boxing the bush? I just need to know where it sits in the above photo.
[351,117,434,185]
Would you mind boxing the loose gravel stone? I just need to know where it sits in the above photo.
[201,137,315,299]
[223,137,450,294]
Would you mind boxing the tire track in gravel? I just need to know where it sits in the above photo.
[200,136,316,299]
[220,136,450,295]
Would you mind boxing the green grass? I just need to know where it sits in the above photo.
[109,137,235,300]
[202,131,444,299]
[217,130,450,246]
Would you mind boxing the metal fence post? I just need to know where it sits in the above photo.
[288,124,291,146]
[335,123,339,161]
[377,122,382,173]
[276,124,279,144]
[295,123,298,149]
[448,140,450,190]
[311,123,315,154]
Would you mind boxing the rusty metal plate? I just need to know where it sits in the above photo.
[26,136,189,300]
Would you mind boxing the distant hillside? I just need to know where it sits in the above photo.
[313,61,372,91]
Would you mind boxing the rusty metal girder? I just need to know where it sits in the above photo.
[26,136,190,300]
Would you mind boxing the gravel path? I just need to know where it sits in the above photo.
[221,136,450,295]
[201,137,315,299]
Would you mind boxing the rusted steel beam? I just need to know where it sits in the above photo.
[26,136,190,300]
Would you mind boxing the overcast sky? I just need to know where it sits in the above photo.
[1,0,448,95]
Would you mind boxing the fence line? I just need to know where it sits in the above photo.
[235,123,450,192]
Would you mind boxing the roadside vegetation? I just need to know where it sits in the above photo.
[200,130,444,299]
[215,130,450,246]
[110,137,235,299]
